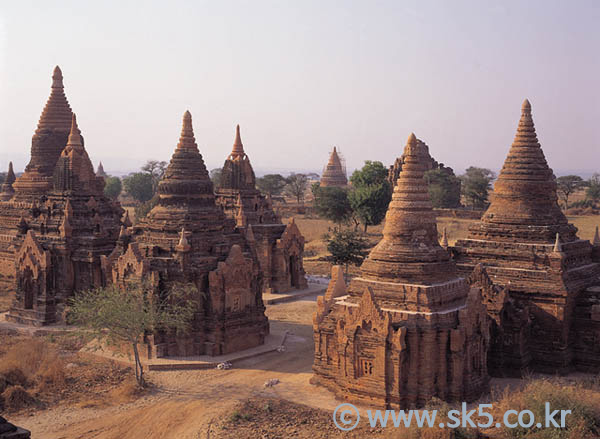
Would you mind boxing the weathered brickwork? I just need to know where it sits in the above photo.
[313,134,490,409]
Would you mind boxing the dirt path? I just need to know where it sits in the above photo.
[13,295,342,439]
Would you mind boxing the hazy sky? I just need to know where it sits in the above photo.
[1,0,599,177]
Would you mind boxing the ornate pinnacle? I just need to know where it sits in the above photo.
[553,233,562,253]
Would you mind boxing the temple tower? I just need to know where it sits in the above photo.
[453,100,600,375]
[0,162,16,201]
[320,147,347,187]
[102,112,269,357]
[215,125,307,293]
[1,68,123,326]
[313,134,489,408]
[13,66,74,197]
[96,162,108,178]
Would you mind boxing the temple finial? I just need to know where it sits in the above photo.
[176,227,191,252]
[522,98,531,113]
[593,226,600,246]
[231,124,245,156]
[66,113,83,148]
[408,133,417,145]
[176,110,197,150]
[6,162,15,183]
[52,66,63,88]
[553,233,562,253]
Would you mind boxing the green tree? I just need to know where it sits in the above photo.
[424,169,461,208]
[210,168,223,188]
[285,173,309,204]
[350,160,389,187]
[69,282,197,387]
[348,161,392,232]
[586,173,600,206]
[348,184,391,233]
[324,229,370,272]
[256,174,287,196]
[313,186,353,227]
[460,167,495,209]
[556,175,585,209]
[103,176,122,200]
[123,173,155,203]
[142,160,168,192]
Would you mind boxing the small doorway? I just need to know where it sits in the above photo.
[289,256,299,288]
[22,268,35,309]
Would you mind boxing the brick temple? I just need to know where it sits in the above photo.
[453,100,600,375]
[214,125,307,293]
[0,67,123,325]
[319,146,347,187]
[102,112,269,357]
[313,133,490,408]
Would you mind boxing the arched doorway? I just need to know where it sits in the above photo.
[22,268,35,310]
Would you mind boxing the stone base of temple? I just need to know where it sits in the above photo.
[5,305,56,327]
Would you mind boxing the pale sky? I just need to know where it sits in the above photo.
[0,0,599,177]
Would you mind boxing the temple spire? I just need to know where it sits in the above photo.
[480,99,570,237]
[52,66,63,88]
[593,226,600,246]
[66,113,83,148]
[359,132,454,284]
[553,233,562,253]
[231,124,245,157]
[6,162,15,185]
[176,110,198,151]
[36,66,73,133]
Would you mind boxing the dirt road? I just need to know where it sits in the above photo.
[13,295,342,439]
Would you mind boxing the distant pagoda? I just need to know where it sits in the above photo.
[215,125,307,293]
[96,161,108,178]
[320,146,347,187]
[314,133,490,408]
[453,100,600,375]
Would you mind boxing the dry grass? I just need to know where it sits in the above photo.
[0,338,66,391]
[489,378,600,438]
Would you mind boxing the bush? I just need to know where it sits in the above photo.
[2,385,36,411]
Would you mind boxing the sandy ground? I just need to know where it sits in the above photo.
[12,294,343,439]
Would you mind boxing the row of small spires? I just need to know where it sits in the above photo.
[437,226,600,249]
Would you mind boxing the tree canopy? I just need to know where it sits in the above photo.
[285,173,309,204]
[123,173,155,203]
[424,169,461,208]
[556,175,585,209]
[256,174,287,196]
[460,167,495,209]
[103,176,122,200]
[586,173,600,206]
[324,228,370,271]
[348,161,392,232]
[313,186,353,226]
[69,282,197,387]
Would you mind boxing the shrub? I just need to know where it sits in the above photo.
[2,385,36,411]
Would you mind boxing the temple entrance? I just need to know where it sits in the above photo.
[290,256,299,288]
[22,268,34,309]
